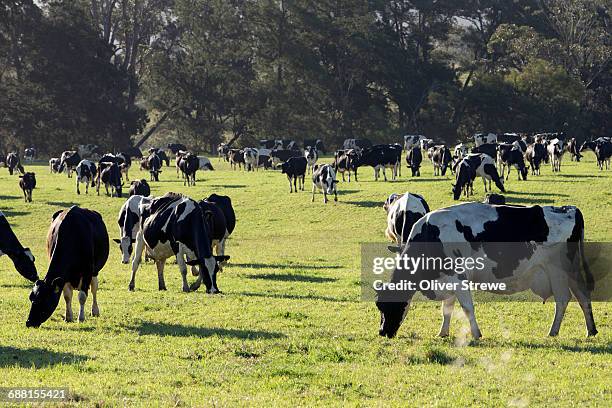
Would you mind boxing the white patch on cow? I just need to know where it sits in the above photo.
[386,193,429,243]
[415,202,499,241]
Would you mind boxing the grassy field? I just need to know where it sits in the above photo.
[0,155,610,406]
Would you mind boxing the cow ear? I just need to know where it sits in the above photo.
[387,245,401,254]
[113,238,121,244]
[51,210,63,220]
[51,277,65,292]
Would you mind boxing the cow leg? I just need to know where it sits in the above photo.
[63,285,74,322]
[548,298,569,336]
[91,276,100,317]
[176,254,190,293]
[128,236,144,291]
[382,167,387,182]
[77,290,88,323]
[455,290,482,339]
[334,187,338,202]
[323,190,328,204]
[569,283,597,336]
[76,178,80,195]
[301,175,305,190]
[287,175,293,193]
[438,296,456,337]
[156,259,167,291]
[311,184,316,202]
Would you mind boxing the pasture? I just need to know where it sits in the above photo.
[0,156,610,406]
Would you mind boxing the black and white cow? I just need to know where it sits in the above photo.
[0,211,38,282]
[227,149,244,170]
[547,138,564,172]
[49,158,61,173]
[405,146,422,177]
[376,202,597,339]
[114,195,152,291]
[403,135,427,151]
[304,146,318,174]
[197,196,234,269]
[18,172,36,202]
[167,143,187,155]
[137,193,227,293]
[474,133,497,147]
[452,154,505,200]
[566,138,581,162]
[26,206,109,327]
[97,162,123,197]
[243,148,259,171]
[498,145,529,180]
[178,152,199,186]
[75,160,97,195]
[6,152,23,175]
[343,138,373,151]
[217,143,230,161]
[205,194,236,249]
[270,149,301,167]
[129,179,150,196]
[453,143,468,159]
[152,149,170,166]
[471,143,497,159]
[142,151,162,181]
[525,143,547,175]
[281,156,307,193]
[355,145,402,181]
[430,145,452,176]
[24,147,36,161]
[580,139,612,170]
[383,193,430,245]
[333,149,360,182]
[312,164,338,203]
[116,153,132,181]
[59,151,81,177]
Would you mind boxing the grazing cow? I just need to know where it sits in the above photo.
[75,160,97,195]
[137,193,227,293]
[355,144,402,181]
[453,154,505,200]
[0,211,38,282]
[114,195,152,285]
[453,143,468,159]
[405,146,422,177]
[303,139,325,153]
[312,164,338,203]
[525,143,547,175]
[24,147,36,161]
[116,153,132,181]
[474,133,497,147]
[383,193,430,245]
[281,156,307,193]
[217,143,230,161]
[227,149,245,170]
[243,148,259,171]
[142,151,162,181]
[167,143,187,155]
[49,158,61,173]
[205,194,236,238]
[566,138,581,162]
[376,202,597,339]
[26,206,109,327]
[18,172,35,202]
[59,151,81,177]
[198,156,214,171]
[498,145,529,180]
[97,162,123,197]
[197,197,234,269]
[430,145,452,176]
[484,193,506,205]
[471,143,497,159]
[304,146,318,174]
[179,152,199,186]
[548,138,564,172]
[129,179,150,196]
[403,135,427,151]
[156,149,170,166]
[580,140,612,170]
[270,149,301,167]
[333,149,360,182]
[6,152,23,175]
[343,138,373,151]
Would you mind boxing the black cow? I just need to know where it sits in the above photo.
[198,196,235,267]
[376,202,597,339]
[580,140,612,170]
[227,149,244,170]
[281,156,307,193]
[0,211,38,282]
[498,145,529,180]
[355,145,401,181]
[59,151,81,177]
[257,154,272,169]
[471,143,497,159]
[18,172,36,202]
[75,160,97,195]
[26,206,109,327]
[525,143,547,175]
[167,143,187,154]
[405,146,422,177]
[138,193,227,293]
[6,152,23,175]
[270,149,302,167]
[178,152,199,186]
[97,162,123,197]
[129,179,150,196]
[157,149,170,166]
[205,194,236,238]
[333,149,360,182]
[430,145,452,176]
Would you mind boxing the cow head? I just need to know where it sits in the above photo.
[26,278,64,327]
[113,237,133,264]
[376,301,409,338]
[188,255,230,293]
[383,193,400,212]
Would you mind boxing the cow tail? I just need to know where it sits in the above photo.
[576,209,594,292]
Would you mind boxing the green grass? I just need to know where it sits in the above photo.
[0,155,610,407]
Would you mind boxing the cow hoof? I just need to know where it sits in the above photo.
[588,329,598,337]
[437,331,449,338]
[92,307,100,317]
[128,284,135,291]
[183,285,191,293]
[65,316,74,323]
[548,331,559,337]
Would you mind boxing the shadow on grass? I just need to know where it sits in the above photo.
[208,184,247,189]
[509,191,568,197]
[511,341,612,354]
[237,291,354,303]
[0,195,21,200]
[46,201,79,208]
[233,262,341,270]
[344,200,381,208]
[507,196,555,205]
[130,321,284,339]
[0,210,30,217]
[248,273,337,283]
[555,174,604,178]
[0,346,88,368]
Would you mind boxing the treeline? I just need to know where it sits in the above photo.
[0,0,609,155]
